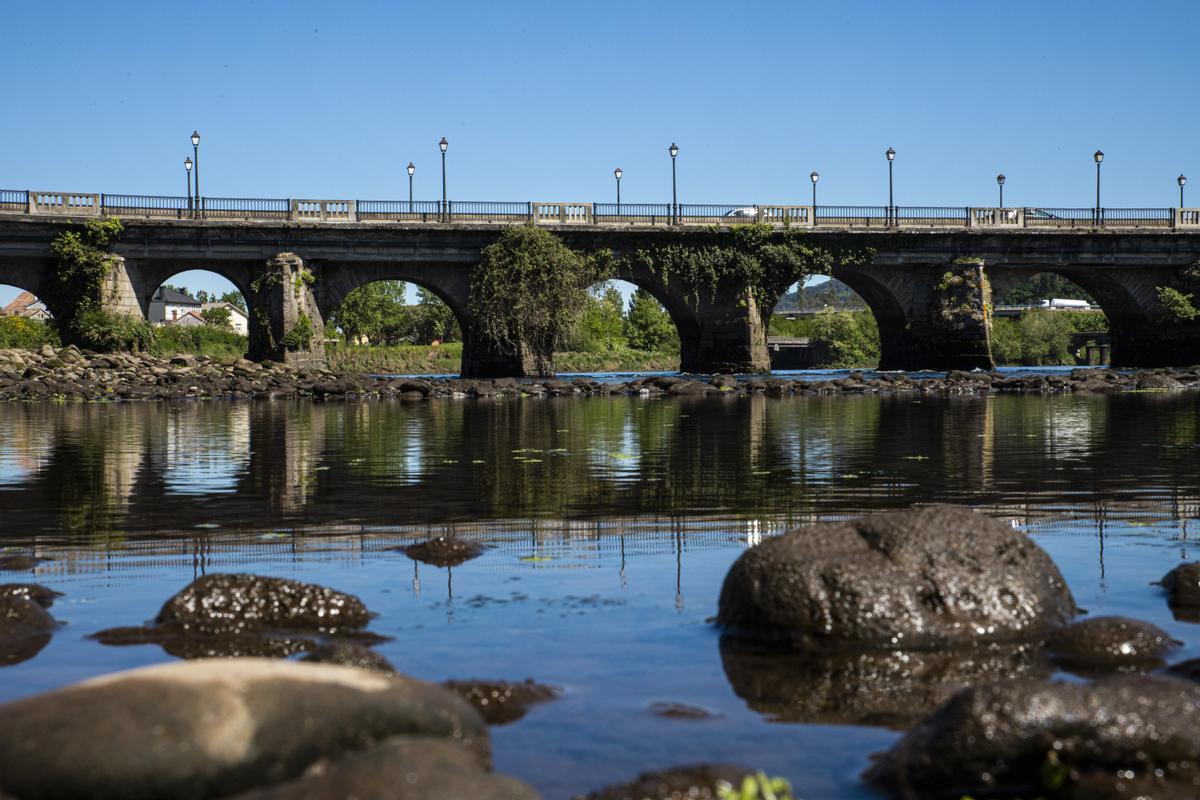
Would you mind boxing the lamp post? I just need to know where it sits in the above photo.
[184,158,193,217]
[1179,174,1187,209]
[997,173,1006,209]
[810,170,819,212]
[407,162,416,212]
[669,143,679,225]
[1094,150,1104,225]
[190,131,201,215]
[885,147,895,226]
[614,167,622,212]
[439,137,448,221]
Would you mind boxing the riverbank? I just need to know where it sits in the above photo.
[0,345,1196,402]
[325,342,679,375]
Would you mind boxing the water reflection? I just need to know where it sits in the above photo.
[0,394,1195,542]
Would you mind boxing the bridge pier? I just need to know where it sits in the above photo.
[680,289,771,374]
[247,252,326,367]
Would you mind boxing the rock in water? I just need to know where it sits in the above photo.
[864,676,1200,799]
[441,679,560,725]
[0,594,56,667]
[0,659,488,800]
[403,537,486,567]
[226,737,540,799]
[155,573,372,635]
[717,505,1076,649]
[1045,616,1178,675]
[1160,562,1200,621]
[577,763,757,800]
[302,641,397,673]
[0,583,61,609]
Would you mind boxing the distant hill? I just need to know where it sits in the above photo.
[775,279,865,312]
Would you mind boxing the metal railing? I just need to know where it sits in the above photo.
[2,189,1199,232]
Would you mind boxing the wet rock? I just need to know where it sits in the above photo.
[441,679,560,725]
[1166,658,1200,683]
[0,594,56,667]
[0,583,61,608]
[154,573,372,635]
[227,736,540,800]
[404,537,486,568]
[0,659,489,800]
[720,636,1051,729]
[1159,562,1200,621]
[864,676,1200,800]
[577,763,757,800]
[1045,616,1179,675]
[717,505,1076,649]
[302,641,396,673]
[1137,372,1183,390]
[92,625,319,660]
[646,701,720,720]
[0,554,46,572]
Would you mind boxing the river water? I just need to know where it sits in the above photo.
[1,390,1199,798]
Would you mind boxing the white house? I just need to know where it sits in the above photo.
[201,302,249,335]
[149,287,202,325]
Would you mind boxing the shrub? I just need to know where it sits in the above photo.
[73,309,154,353]
[0,317,59,349]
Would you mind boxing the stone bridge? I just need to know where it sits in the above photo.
[1,212,1199,374]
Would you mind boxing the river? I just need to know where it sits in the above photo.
[1,390,1198,797]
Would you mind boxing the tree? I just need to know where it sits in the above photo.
[625,289,678,351]
[997,273,1094,305]
[411,287,460,344]
[566,282,625,352]
[810,309,880,368]
[329,281,407,344]
[200,306,232,330]
[219,291,247,312]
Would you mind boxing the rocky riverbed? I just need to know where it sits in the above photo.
[0,345,1198,402]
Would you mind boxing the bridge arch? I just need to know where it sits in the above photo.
[135,261,257,324]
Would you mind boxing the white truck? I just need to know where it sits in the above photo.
[1040,298,1093,310]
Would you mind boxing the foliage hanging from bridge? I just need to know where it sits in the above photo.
[469,226,607,373]
[627,224,862,323]
[46,218,154,351]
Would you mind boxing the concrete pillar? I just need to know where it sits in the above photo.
[459,326,537,378]
[99,255,144,319]
[247,252,326,367]
[679,288,771,374]
[877,261,994,371]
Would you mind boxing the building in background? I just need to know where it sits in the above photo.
[201,302,249,335]
[1,291,50,321]
[149,287,201,325]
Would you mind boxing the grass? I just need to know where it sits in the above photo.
[326,342,680,375]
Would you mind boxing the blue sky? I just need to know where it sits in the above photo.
[3,0,1198,303]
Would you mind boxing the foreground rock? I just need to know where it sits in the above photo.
[92,573,383,660]
[576,763,757,800]
[441,679,561,725]
[717,505,1076,649]
[1045,616,1179,675]
[228,737,539,800]
[0,659,489,800]
[1160,562,1200,621]
[864,676,1200,799]
[720,636,1051,729]
[403,537,486,567]
[0,593,57,667]
[0,583,60,609]
[0,555,46,572]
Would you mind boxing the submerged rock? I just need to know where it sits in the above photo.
[1045,616,1179,675]
[646,701,721,720]
[92,625,319,660]
[864,676,1200,799]
[441,679,560,725]
[227,736,540,800]
[0,594,56,667]
[0,555,46,572]
[576,763,757,800]
[1160,562,1200,621]
[302,641,397,673]
[403,537,486,567]
[154,573,372,635]
[0,583,61,609]
[720,636,1051,729]
[0,659,489,800]
[717,505,1076,649]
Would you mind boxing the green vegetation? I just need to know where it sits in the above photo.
[326,341,464,374]
[199,305,232,330]
[991,309,1109,366]
[0,317,59,349]
[769,310,880,368]
[625,288,679,351]
[150,326,248,362]
[717,773,795,800]
[470,226,606,373]
[1156,286,1199,322]
[996,272,1094,305]
[280,313,314,351]
[328,282,461,345]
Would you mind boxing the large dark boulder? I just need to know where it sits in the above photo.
[1160,562,1200,621]
[864,676,1200,799]
[720,636,1051,729]
[717,505,1076,649]
[226,736,539,800]
[0,659,489,800]
[576,763,757,800]
[154,573,372,635]
[0,594,56,667]
[1045,616,1179,675]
